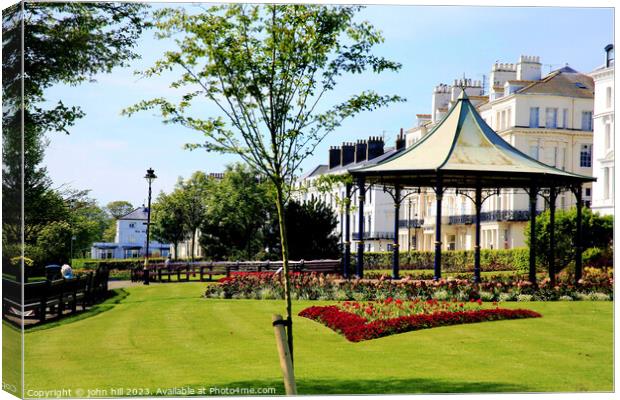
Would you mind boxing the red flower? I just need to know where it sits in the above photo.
[476,299,483,305]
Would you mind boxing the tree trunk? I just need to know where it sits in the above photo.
[190,229,196,262]
[274,182,294,365]
[174,242,178,261]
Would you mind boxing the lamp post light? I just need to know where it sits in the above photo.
[70,235,76,264]
[143,168,157,285]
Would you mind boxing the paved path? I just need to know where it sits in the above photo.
[107,280,149,289]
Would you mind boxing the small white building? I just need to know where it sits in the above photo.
[590,44,615,216]
[91,207,170,259]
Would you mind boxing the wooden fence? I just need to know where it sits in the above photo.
[130,259,342,283]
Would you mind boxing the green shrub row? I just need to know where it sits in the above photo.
[359,249,530,273]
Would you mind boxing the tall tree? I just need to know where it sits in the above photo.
[175,172,209,261]
[2,3,148,262]
[124,4,404,360]
[200,164,272,260]
[151,192,186,260]
[105,200,135,219]
[267,198,340,261]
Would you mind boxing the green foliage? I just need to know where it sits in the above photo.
[2,3,147,262]
[104,201,134,219]
[267,198,341,260]
[582,247,613,268]
[525,207,613,271]
[360,249,531,273]
[199,164,272,260]
[151,192,186,259]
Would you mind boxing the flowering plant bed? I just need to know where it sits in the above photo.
[299,299,542,342]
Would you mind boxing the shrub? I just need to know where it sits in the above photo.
[360,249,530,273]
[205,268,612,302]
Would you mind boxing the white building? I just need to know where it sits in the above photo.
[295,135,406,252]
[590,44,615,216]
[91,207,171,259]
[297,53,595,253]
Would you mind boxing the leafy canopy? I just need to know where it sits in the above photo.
[124,4,404,190]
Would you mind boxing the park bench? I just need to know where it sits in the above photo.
[2,266,110,326]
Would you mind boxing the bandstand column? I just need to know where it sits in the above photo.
[343,182,352,278]
[434,176,443,280]
[356,176,365,279]
[574,185,583,283]
[548,187,557,286]
[528,185,538,284]
[474,186,482,283]
[392,185,401,280]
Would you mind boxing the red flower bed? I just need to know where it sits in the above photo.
[299,302,542,342]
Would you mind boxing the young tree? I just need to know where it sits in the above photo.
[151,192,186,260]
[124,4,404,359]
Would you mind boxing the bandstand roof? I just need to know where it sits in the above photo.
[349,91,595,189]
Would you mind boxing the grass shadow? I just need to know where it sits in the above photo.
[24,289,129,333]
[185,377,531,396]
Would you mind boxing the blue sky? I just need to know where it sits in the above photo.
[41,3,613,207]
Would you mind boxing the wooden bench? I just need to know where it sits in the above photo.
[2,267,110,326]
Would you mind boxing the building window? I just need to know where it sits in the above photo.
[579,144,592,168]
[581,111,593,131]
[562,108,568,129]
[606,86,612,108]
[604,168,609,199]
[129,223,135,228]
[529,144,539,160]
[605,123,611,150]
[545,108,558,128]
[529,107,540,128]
[585,187,591,197]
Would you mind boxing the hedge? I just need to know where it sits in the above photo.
[358,249,531,273]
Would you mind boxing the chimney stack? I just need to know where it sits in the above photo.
[367,136,385,160]
[328,146,341,169]
[340,142,355,166]
[355,140,368,163]
[396,128,406,151]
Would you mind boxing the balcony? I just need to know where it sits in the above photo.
[447,210,534,225]
[352,231,395,240]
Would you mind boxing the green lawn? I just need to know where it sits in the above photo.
[7,282,612,396]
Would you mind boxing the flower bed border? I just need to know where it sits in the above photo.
[299,305,542,342]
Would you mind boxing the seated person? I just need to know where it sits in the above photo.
[61,263,74,279]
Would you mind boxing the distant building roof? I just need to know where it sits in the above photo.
[301,164,329,179]
[515,67,594,98]
[119,207,149,220]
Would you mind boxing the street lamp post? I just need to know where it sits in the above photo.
[143,168,157,285]
[70,235,76,264]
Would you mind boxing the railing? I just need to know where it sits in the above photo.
[398,219,424,229]
[352,231,395,240]
[130,259,342,282]
[448,215,474,225]
[448,210,534,225]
